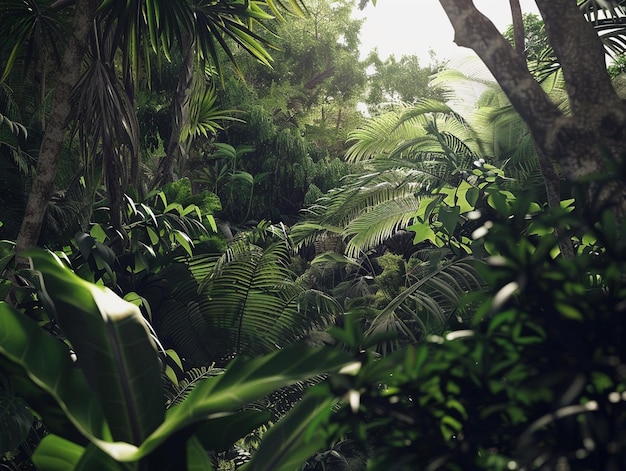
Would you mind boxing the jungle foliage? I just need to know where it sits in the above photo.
[1,0,626,470]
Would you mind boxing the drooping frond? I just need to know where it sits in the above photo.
[0,0,64,83]
[366,256,485,354]
[343,195,422,258]
[345,105,427,162]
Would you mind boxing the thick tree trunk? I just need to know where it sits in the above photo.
[439,0,626,216]
[15,0,96,253]
[156,36,195,186]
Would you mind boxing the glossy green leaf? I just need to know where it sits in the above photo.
[31,435,85,471]
[24,249,165,445]
[173,230,194,256]
[74,443,127,471]
[128,345,351,461]
[194,409,271,452]
[408,221,436,244]
[438,205,461,236]
[0,302,108,443]
[187,436,215,471]
[147,226,159,246]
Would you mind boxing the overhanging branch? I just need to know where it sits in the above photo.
[438,0,562,149]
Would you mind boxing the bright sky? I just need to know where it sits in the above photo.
[355,0,540,65]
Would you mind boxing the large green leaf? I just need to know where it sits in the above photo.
[27,342,350,464]
[0,302,108,442]
[23,249,165,445]
[194,409,271,452]
[122,345,352,462]
[2,249,351,465]
[186,435,215,471]
[241,387,337,471]
[32,435,127,471]
[31,435,86,471]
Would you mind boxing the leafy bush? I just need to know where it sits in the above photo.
[0,250,353,470]
[262,184,626,470]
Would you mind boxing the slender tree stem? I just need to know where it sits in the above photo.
[15,0,96,254]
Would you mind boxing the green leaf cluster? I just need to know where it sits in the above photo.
[0,250,352,470]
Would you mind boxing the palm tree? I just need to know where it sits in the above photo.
[1,0,305,255]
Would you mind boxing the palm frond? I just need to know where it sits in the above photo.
[294,168,433,259]
[264,0,308,21]
[182,79,243,141]
[343,195,422,258]
[0,0,64,82]
[365,257,484,354]
[580,1,626,56]
[345,106,424,162]
[155,230,338,367]
[317,170,428,227]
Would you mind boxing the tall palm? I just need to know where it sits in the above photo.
[2,0,304,254]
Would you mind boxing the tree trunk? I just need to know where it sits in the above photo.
[439,0,626,216]
[509,0,525,57]
[15,0,96,254]
[155,36,195,186]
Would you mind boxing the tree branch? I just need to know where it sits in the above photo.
[438,0,562,150]
[535,0,619,115]
[509,0,525,57]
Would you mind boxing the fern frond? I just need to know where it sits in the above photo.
[163,365,224,409]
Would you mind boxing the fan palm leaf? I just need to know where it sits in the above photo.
[154,225,339,367]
